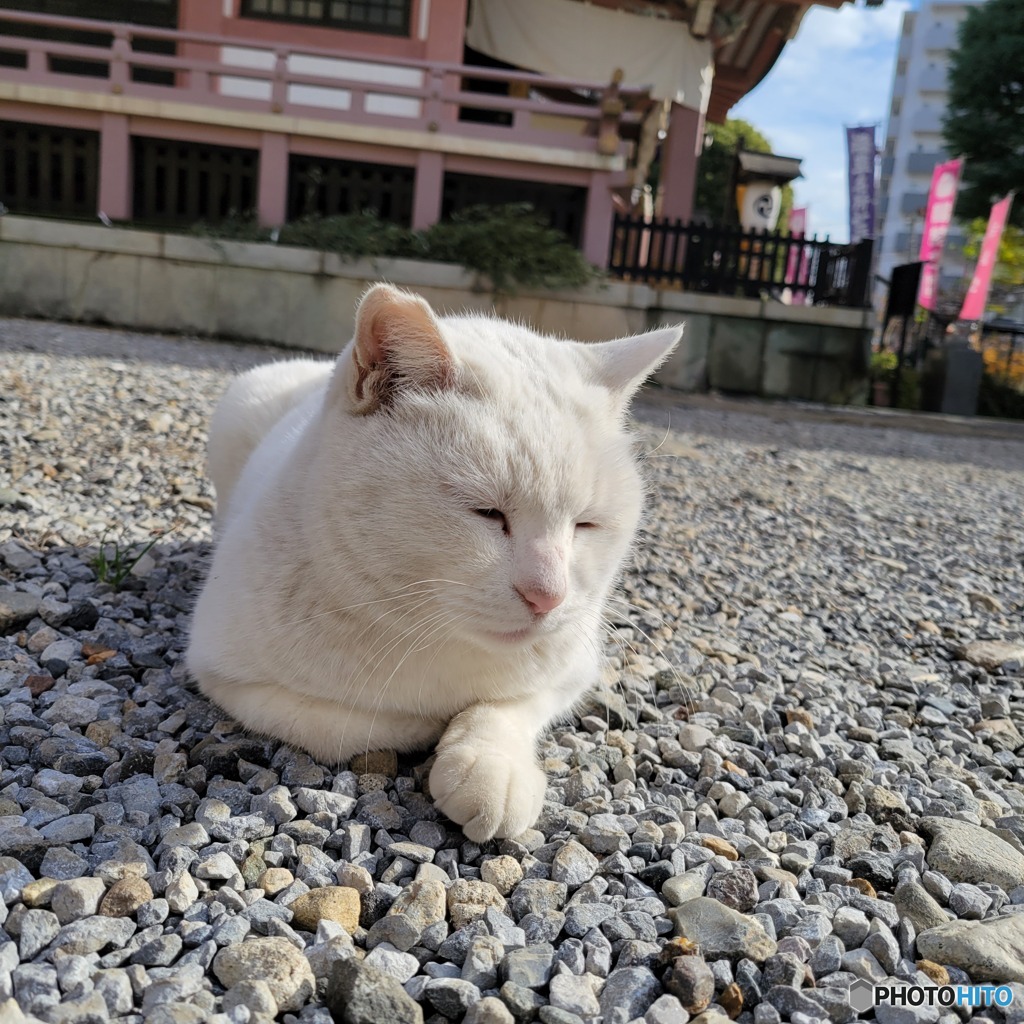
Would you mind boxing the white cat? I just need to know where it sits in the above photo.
[188,283,680,841]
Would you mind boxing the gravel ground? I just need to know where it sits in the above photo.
[2,316,1024,1024]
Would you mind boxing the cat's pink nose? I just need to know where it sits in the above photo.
[517,586,564,615]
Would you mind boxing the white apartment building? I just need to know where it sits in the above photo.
[875,0,984,307]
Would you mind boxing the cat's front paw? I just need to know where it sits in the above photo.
[429,742,548,842]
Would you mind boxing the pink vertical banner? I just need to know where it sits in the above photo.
[959,193,1014,322]
[786,207,808,305]
[786,207,806,277]
[917,158,963,310]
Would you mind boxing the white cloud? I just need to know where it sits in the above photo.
[731,0,911,242]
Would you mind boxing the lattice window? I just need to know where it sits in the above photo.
[132,136,258,224]
[0,120,99,217]
[442,173,586,247]
[241,0,410,36]
[288,154,414,224]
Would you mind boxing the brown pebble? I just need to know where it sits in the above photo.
[721,759,748,777]
[701,836,738,861]
[848,877,876,898]
[916,959,949,986]
[785,708,814,730]
[257,868,294,896]
[85,720,120,746]
[99,876,153,917]
[349,750,398,776]
[659,936,700,961]
[288,886,361,933]
[720,983,744,1019]
[22,878,59,908]
[26,674,55,697]
[81,641,114,658]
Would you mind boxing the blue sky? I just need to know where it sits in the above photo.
[732,0,911,242]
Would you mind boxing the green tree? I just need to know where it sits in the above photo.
[944,0,1024,228]
[961,217,1024,312]
[693,118,794,229]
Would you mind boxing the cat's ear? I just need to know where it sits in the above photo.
[583,325,683,404]
[337,283,456,414]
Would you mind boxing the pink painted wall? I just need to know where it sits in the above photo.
[178,0,467,64]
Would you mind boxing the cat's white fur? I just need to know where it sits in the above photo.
[188,284,680,841]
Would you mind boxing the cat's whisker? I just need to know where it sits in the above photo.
[335,606,455,755]
[564,622,616,733]
[640,416,674,460]
[599,611,684,715]
[273,577,472,630]
[343,606,452,708]
[410,613,473,720]
[361,611,472,758]
[330,594,443,685]
[340,598,466,718]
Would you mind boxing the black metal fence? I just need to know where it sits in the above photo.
[609,214,874,308]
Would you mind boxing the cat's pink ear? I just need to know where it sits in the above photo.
[584,326,683,404]
[339,283,455,414]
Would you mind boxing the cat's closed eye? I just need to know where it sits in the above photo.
[575,521,599,530]
[474,508,509,532]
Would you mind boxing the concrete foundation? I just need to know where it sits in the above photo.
[0,215,873,404]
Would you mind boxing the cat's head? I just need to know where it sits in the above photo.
[320,284,681,653]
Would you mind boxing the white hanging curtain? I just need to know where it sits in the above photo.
[465,0,714,115]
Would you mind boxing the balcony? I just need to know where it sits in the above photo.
[916,66,947,93]
[907,150,945,175]
[899,192,929,216]
[910,107,944,135]
[0,9,650,172]
[922,25,956,52]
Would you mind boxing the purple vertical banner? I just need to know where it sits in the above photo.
[846,126,877,243]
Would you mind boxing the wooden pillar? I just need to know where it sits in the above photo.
[97,113,131,221]
[659,102,703,223]
[412,150,443,231]
[257,133,289,226]
[582,171,614,268]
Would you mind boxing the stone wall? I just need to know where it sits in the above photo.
[0,216,874,404]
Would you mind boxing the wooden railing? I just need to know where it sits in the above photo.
[0,8,651,158]
[609,214,874,308]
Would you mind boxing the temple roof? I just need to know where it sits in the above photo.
[737,149,804,182]
[559,0,856,122]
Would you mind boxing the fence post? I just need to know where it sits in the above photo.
[110,26,130,94]
[270,49,288,113]
[849,238,873,308]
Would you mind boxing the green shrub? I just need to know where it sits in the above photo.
[870,351,920,409]
[279,212,419,260]
[420,204,597,294]
[870,350,898,376]
[189,204,598,295]
[977,372,1024,419]
[189,211,267,242]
